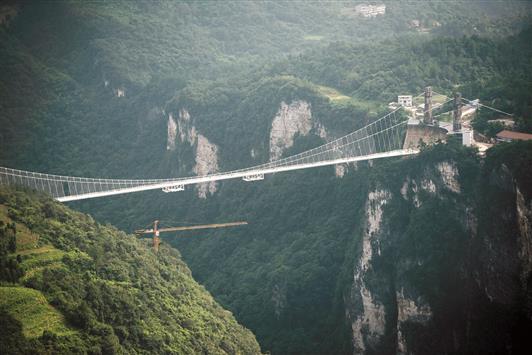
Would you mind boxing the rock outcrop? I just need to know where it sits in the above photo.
[350,189,390,353]
[168,108,219,198]
[194,135,219,198]
[269,100,313,161]
[268,100,347,177]
[348,160,470,353]
[396,289,432,354]
[346,155,532,354]
[437,161,460,193]
[516,187,532,288]
[167,113,178,151]
[115,87,125,97]
[177,109,197,145]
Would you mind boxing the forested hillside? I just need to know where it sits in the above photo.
[1,0,531,175]
[275,27,532,108]
[0,187,260,354]
[1,1,532,354]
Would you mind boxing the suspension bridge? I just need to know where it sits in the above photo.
[0,90,506,202]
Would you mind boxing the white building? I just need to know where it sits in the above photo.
[355,4,386,18]
[397,95,413,107]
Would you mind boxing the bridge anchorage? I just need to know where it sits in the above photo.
[2,90,504,203]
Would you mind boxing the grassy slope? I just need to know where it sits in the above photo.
[0,187,261,354]
[0,286,74,338]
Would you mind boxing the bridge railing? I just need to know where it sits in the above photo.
[0,98,416,201]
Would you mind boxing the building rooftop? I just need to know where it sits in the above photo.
[496,130,532,141]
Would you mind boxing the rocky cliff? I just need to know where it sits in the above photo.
[268,99,349,177]
[172,142,532,355]
[167,108,219,198]
[269,100,313,161]
[345,142,532,354]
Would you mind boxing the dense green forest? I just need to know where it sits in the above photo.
[275,28,532,114]
[0,187,260,354]
[1,0,532,175]
[169,141,532,354]
[1,1,532,354]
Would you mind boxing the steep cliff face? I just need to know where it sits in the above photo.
[350,189,390,353]
[348,181,439,354]
[474,153,532,352]
[269,100,313,161]
[395,289,432,354]
[167,108,219,198]
[170,142,532,355]
[176,109,197,145]
[516,187,532,287]
[268,99,348,177]
[166,113,178,151]
[345,143,532,354]
[193,134,219,198]
[436,161,460,193]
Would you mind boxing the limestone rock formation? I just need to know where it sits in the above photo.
[269,100,313,161]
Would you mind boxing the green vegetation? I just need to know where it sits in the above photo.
[18,246,65,269]
[170,142,532,354]
[483,140,532,200]
[0,187,261,354]
[276,28,532,128]
[315,85,352,103]
[1,1,532,353]
[5,141,530,354]
[1,1,531,175]
[0,286,74,338]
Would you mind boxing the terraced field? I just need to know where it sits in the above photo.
[18,245,66,283]
[0,287,75,338]
[1,202,74,339]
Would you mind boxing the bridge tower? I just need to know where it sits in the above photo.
[453,92,462,132]
[423,86,433,124]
